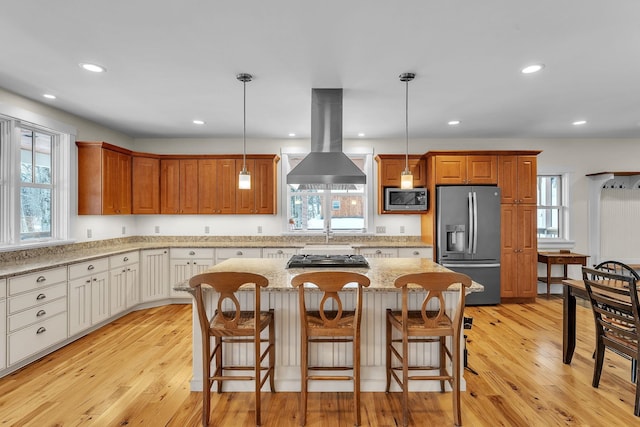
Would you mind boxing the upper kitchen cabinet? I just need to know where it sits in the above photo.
[235,158,278,214]
[132,155,160,214]
[376,155,426,187]
[160,158,199,214]
[77,142,132,215]
[498,155,537,205]
[432,154,497,185]
[198,158,236,214]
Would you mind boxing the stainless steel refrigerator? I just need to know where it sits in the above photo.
[436,186,501,305]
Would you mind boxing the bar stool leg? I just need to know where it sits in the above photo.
[385,313,392,393]
[299,335,308,426]
[354,338,361,426]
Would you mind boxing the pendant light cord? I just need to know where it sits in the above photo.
[243,78,247,171]
[405,78,409,172]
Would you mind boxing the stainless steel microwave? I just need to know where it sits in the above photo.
[384,188,428,211]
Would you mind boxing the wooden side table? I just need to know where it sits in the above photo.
[537,251,589,298]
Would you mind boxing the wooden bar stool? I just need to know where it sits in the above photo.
[385,271,472,427]
[290,271,370,426]
[189,272,275,427]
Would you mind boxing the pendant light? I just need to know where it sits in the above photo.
[237,73,252,190]
[399,72,415,189]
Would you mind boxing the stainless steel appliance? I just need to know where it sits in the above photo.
[384,187,428,211]
[436,186,501,305]
[286,254,370,268]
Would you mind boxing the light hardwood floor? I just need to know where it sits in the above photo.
[0,297,637,426]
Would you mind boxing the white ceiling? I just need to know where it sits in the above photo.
[1,1,640,140]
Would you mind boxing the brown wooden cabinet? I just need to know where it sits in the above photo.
[500,204,538,300]
[160,159,198,214]
[434,155,497,185]
[132,155,160,214]
[198,159,236,214]
[77,142,131,215]
[375,154,426,214]
[236,158,277,214]
[498,155,537,205]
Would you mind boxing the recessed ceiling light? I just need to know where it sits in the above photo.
[521,64,544,74]
[288,133,296,137]
[79,62,106,73]
[192,120,205,125]
[572,120,587,126]
[358,132,365,137]
[43,94,56,99]
[448,120,461,126]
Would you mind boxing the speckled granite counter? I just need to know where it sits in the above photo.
[0,236,431,278]
[175,257,483,293]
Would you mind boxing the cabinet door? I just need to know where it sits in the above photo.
[91,271,110,325]
[500,204,518,298]
[102,150,132,214]
[109,268,128,315]
[434,156,466,184]
[466,155,497,184]
[179,159,199,214]
[132,156,160,214]
[198,159,217,214]
[517,156,537,204]
[254,158,276,213]
[160,159,180,214]
[141,249,169,302]
[69,277,92,335]
[125,263,140,308]
[498,156,518,204]
[380,157,426,187]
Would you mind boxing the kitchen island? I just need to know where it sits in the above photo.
[178,257,483,393]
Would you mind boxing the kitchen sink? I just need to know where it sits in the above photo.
[300,244,355,255]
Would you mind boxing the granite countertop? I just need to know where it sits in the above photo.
[175,258,483,293]
[0,237,432,278]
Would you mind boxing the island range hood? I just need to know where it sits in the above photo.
[286,89,366,186]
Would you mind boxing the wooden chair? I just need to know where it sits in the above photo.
[582,266,640,417]
[594,260,639,382]
[189,272,275,426]
[386,271,472,427]
[290,271,371,426]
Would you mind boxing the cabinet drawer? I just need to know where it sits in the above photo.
[8,312,68,366]
[398,247,433,259]
[8,266,67,296]
[170,248,215,259]
[110,251,140,268]
[8,297,67,332]
[69,258,110,280]
[216,248,261,262]
[8,282,67,314]
[359,248,398,258]
[262,248,298,258]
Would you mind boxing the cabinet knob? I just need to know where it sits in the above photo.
[86,279,91,284]
[36,327,47,335]
[277,249,283,255]
[124,256,129,262]
[36,275,46,283]
[88,264,95,270]
[36,293,46,301]
[237,251,243,256]
[413,251,420,256]
[36,309,47,317]
[375,250,382,254]
[189,251,196,255]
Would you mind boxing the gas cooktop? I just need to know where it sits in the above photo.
[286,254,370,269]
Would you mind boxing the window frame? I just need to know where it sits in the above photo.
[0,106,73,250]
[537,172,573,248]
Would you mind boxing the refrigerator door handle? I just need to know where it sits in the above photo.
[442,263,501,268]
[467,192,473,254]
[472,191,478,254]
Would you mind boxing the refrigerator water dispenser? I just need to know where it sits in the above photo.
[445,224,466,253]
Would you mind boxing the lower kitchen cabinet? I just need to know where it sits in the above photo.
[6,266,69,366]
[500,204,538,300]
[215,247,262,264]
[110,251,140,315]
[0,279,6,370]
[169,248,214,298]
[141,249,170,302]
[262,248,298,258]
[68,258,110,335]
[357,247,399,258]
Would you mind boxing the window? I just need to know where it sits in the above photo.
[283,153,372,233]
[537,175,564,239]
[0,110,72,248]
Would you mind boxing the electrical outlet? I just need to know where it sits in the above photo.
[87,228,92,238]
[204,226,210,234]
[376,226,386,234]
[154,225,160,234]
[122,226,126,235]
[257,226,263,234]
[400,226,405,234]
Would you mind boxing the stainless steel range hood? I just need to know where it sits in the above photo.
[286,89,366,186]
